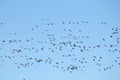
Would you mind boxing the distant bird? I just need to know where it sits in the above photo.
[0,19,120,73]
[0,22,3,27]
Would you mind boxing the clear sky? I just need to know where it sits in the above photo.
[0,0,120,80]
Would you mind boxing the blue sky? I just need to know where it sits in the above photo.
[0,0,120,80]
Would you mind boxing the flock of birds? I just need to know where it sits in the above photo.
[0,19,120,77]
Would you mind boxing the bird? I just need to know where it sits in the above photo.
[0,19,120,74]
